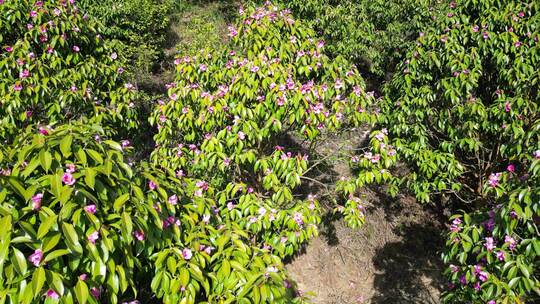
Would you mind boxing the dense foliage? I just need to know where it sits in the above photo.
[347,0,540,302]
[0,124,149,304]
[149,4,378,302]
[2,0,538,303]
[78,0,175,78]
[265,0,444,79]
[0,0,138,142]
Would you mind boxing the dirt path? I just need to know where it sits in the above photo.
[287,194,445,304]
[286,127,445,303]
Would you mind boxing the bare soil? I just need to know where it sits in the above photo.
[286,128,446,304]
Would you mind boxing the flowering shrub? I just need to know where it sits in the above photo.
[149,3,378,301]
[0,124,151,303]
[266,0,443,78]
[78,0,175,77]
[0,0,138,142]
[442,151,540,303]
[346,0,540,302]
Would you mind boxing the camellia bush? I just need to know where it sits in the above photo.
[150,3,378,302]
[0,0,138,142]
[78,0,175,77]
[0,124,155,304]
[263,0,444,79]
[345,0,540,302]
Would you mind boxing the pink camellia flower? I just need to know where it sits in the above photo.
[66,163,76,173]
[507,164,515,172]
[84,204,97,214]
[134,230,145,241]
[228,26,238,37]
[487,173,501,187]
[168,195,178,205]
[32,193,43,210]
[148,180,157,190]
[88,231,99,244]
[46,289,59,299]
[505,235,517,250]
[505,102,511,112]
[62,172,76,186]
[90,287,101,298]
[238,131,245,140]
[182,248,192,260]
[484,237,495,251]
[28,249,43,266]
[20,70,30,79]
[72,45,80,52]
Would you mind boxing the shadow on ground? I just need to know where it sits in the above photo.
[287,191,446,304]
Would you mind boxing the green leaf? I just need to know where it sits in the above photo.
[37,214,58,239]
[12,247,28,275]
[75,280,89,304]
[61,222,83,254]
[39,149,52,172]
[60,135,73,157]
[32,267,46,297]
[113,193,129,210]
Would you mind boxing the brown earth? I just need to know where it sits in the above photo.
[285,127,446,304]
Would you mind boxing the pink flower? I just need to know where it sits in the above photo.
[13,83,23,91]
[88,231,99,244]
[496,251,505,261]
[507,164,515,172]
[182,248,192,260]
[484,237,495,251]
[20,70,30,79]
[84,204,97,214]
[238,131,245,140]
[79,274,88,281]
[28,249,43,266]
[514,41,522,48]
[90,287,101,298]
[504,102,511,112]
[72,45,80,52]
[228,26,238,37]
[534,150,540,159]
[168,195,178,205]
[134,230,145,241]
[487,173,501,187]
[46,289,59,299]
[32,193,43,210]
[148,180,157,190]
[505,235,516,250]
[66,163,76,173]
[62,172,76,186]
